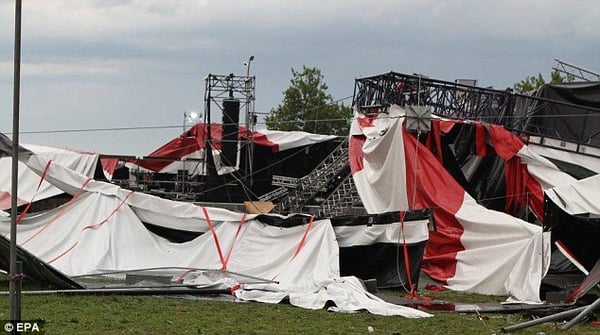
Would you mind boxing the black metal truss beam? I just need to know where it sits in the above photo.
[352,72,600,153]
[352,72,514,125]
[204,73,255,116]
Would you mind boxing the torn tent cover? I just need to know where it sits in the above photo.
[0,143,111,211]
[515,82,600,147]
[545,174,600,302]
[0,135,430,318]
[133,124,338,176]
[349,105,552,303]
[331,210,430,289]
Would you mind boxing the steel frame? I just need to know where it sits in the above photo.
[352,72,600,155]
[203,73,256,181]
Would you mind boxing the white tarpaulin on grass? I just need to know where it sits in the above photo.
[0,134,430,318]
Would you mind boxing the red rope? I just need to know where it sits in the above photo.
[291,216,315,261]
[175,268,195,283]
[17,160,53,224]
[222,214,247,271]
[21,178,92,246]
[399,211,418,298]
[271,216,315,281]
[47,242,78,264]
[47,191,135,264]
[80,191,134,231]
[201,207,226,270]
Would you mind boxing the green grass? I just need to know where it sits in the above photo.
[1,277,598,334]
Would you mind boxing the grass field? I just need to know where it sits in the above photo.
[1,276,598,334]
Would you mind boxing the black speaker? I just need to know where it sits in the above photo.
[221,98,240,167]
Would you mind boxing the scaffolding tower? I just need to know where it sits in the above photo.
[352,71,600,155]
[203,73,256,182]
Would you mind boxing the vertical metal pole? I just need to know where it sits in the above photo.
[182,112,186,194]
[14,262,22,319]
[244,56,254,187]
[9,0,23,323]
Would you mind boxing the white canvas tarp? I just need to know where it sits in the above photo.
[0,135,430,318]
[0,143,100,210]
[349,105,551,303]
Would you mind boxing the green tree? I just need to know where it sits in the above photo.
[265,66,351,135]
[513,70,575,93]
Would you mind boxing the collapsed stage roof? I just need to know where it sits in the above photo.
[0,71,599,315]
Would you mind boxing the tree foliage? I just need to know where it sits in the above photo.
[513,70,575,93]
[265,66,351,135]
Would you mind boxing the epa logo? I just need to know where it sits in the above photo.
[4,322,42,333]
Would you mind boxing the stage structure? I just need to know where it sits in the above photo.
[553,58,600,82]
[352,72,600,156]
[203,73,256,183]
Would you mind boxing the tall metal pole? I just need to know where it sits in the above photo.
[244,56,254,186]
[10,0,23,323]
[181,112,187,194]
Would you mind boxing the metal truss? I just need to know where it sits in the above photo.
[353,72,600,155]
[352,72,514,125]
[203,73,257,181]
[553,58,600,82]
[204,73,256,128]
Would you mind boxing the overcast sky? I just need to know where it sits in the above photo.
[1,0,598,156]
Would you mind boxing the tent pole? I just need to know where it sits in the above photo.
[501,305,586,332]
[561,296,600,330]
[9,0,23,323]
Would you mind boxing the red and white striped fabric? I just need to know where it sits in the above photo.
[135,124,337,175]
[350,105,551,302]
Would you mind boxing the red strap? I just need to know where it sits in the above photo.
[399,211,418,298]
[291,216,315,260]
[80,191,134,231]
[230,283,242,295]
[175,268,195,283]
[47,191,134,264]
[21,178,92,246]
[47,242,78,264]
[201,207,226,270]
[222,214,247,271]
[17,160,53,224]
[271,216,315,281]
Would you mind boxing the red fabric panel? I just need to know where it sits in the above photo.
[138,124,220,171]
[439,119,458,134]
[100,158,118,177]
[526,172,544,220]
[402,128,465,284]
[247,129,280,153]
[0,191,28,210]
[475,123,488,157]
[427,120,444,162]
[487,125,524,160]
[348,135,366,174]
[488,125,544,219]
[504,158,525,214]
[138,124,279,171]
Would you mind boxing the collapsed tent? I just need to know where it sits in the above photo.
[125,123,342,202]
[135,123,337,176]
[331,210,430,289]
[0,143,115,211]
[514,82,600,147]
[350,105,552,302]
[0,133,430,318]
[545,174,600,272]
